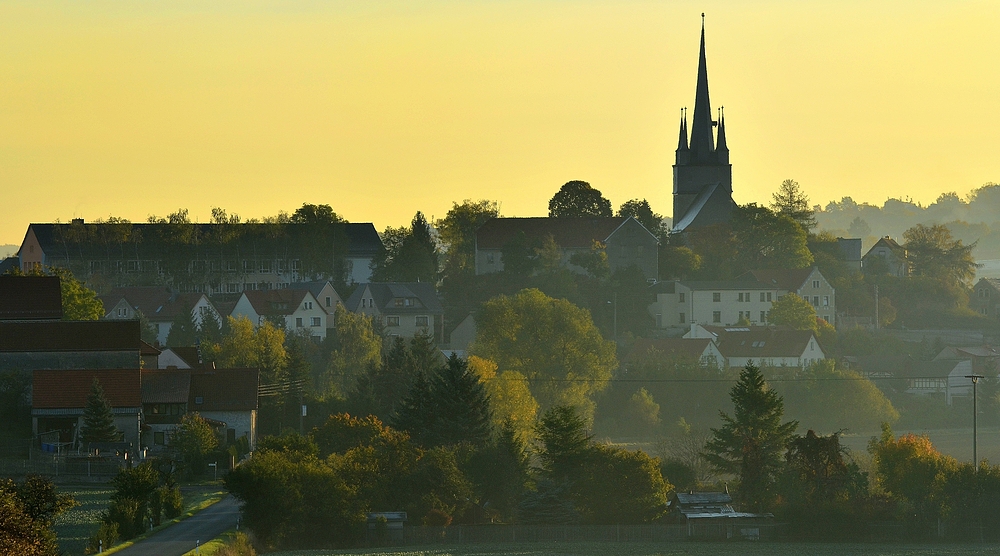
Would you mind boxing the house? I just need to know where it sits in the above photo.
[624,337,726,371]
[447,314,477,351]
[158,347,209,370]
[231,288,329,340]
[0,320,142,371]
[141,368,259,451]
[903,360,974,405]
[648,279,778,329]
[346,283,444,341]
[32,368,142,449]
[0,275,62,321]
[970,278,1000,319]
[863,236,908,277]
[740,267,837,325]
[15,220,383,293]
[99,286,222,346]
[668,491,772,539]
[474,217,659,280]
[287,281,343,316]
[934,345,1000,376]
[140,341,161,370]
[837,238,863,273]
[685,325,826,369]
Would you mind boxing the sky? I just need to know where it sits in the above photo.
[2,0,999,246]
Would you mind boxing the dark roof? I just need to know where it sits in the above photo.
[189,369,259,411]
[164,347,205,369]
[475,217,630,250]
[674,492,733,506]
[26,222,383,258]
[141,370,191,404]
[0,275,63,320]
[345,283,443,314]
[0,320,140,352]
[741,268,816,291]
[677,279,770,291]
[242,289,309,316]
[101,287,207,321]
[837,238,862,261]
[865,236,906,258]
[625,338,715,363]
[976,278,1000,292]
[343,223,383,256]
[139,341,161,356]
[0,257,18,276]
[905,360,968,379]
[33,369,141,409]
[701,326,818,358]
[649,281,677,294]
[287,281,338,302]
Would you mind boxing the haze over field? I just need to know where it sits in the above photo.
[2,1,998,245]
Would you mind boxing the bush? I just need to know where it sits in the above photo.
[85,520,119,554]
[160,485,183,520]
[216,532,257,556]
[423,508,452,527]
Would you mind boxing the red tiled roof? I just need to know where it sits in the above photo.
[0,320,140,352]
[242,289,308,317]
[625,338,715,363]
[140,370,191,404]
[32,369,141,409]
[0,276,63,320]
[475,217,628,250]
[103,287,208,321]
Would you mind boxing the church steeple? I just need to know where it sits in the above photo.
[716,107,729,164]
[688,14,715,163]
[675,108,689,164]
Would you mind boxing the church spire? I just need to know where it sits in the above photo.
[688,14,715,162]
[716,107,729,165]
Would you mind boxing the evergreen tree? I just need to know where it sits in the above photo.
[197,308,224,345]
[80,379,120,443]
[370,212,439,283]
[536,405,591,484]
[166,309,198,347]
[134,310,159,346]
[427,354,493,448]
[702,362,797,512]
[771,179,816,231]
[391,370,435,446]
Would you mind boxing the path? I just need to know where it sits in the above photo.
[111,495,240,556]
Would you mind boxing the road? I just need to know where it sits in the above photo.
[112,495,240,556]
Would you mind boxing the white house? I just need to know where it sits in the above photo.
[624,337,726,371]
[99,287,223,346]
[685,325,826,369]
[741,267,837,326]
[345,282,444,341]
[231,289,329,340]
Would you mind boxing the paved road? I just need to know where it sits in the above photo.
[113,495,240,556]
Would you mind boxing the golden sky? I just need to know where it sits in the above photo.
[2,0,999,246]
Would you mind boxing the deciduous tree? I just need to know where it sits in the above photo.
[548,181,612,218]
[768,293,818,331]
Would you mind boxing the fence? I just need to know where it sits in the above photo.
[0,453,123,479]
[371,521,784,547]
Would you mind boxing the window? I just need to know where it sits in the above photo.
[713,292,721,302]
[126,260,140,272]
[745,292,750,302]
[823,315,829,322]
[761,311,767,322]
[738,293,744,302]
[395,298,404,307]
[296,317,303,327]
[767,292,772,302]
[823,295,829,306]
[679,312,686,323]
[154,432,165,445]
[812,296,819,307]
[713,311,721,323]
[679,292,686,303]
[760,292,766,302]
[386,316,400,327]
[325,296,332,307]
[243,260,252,272]
[228,283,240,293]
[486,253,495,264]
[415,315,429,327]
[194,396,204,405]
[304,301,313,309]
[226,260,238,272]
[259,260,272,273]
[290,259,301,271]
[117,307,126,317]
[244,283,257,291]
[812,280,820,288]
[277,260,287,273]
[311,317,321,327]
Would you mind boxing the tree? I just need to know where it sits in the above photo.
[472,289,616,419]
[370,212,438,283]
[731,204,813,274]
[903,224,978,287]
[166,309,198,347]
[326,306,382,396]
[171,413,220,475]
[768,293,817,331]
[9,266,103,320]
[702,362,798,512]
[464,420,531,523]
[391,371,435,447]
[548,181,612,218]
[204,316,288,385]
[868,424,956,525]
[536,406,591,484]
[427,354,493,448]
[80,379,120,443]
[771,179,816,231]
[290,203,346,224]
[468,356,538,442]
[135,310,159,345]
[617,199,665,239]
[0,476,76,556]
[436,200,500,276]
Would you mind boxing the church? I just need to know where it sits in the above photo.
[671,19,736,233]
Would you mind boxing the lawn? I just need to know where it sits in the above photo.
[268,542,1000,556]
[53,483,226,555]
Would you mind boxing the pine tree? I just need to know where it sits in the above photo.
[166,309,198,347]
[80,379,120,443]
[391,370,435,446]
[427,354,493,448]
[702,362,797,512]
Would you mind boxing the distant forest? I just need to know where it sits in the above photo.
[815,182,1000,260]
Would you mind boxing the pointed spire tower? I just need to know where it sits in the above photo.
[671,14,734,233]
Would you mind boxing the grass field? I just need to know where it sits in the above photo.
[53,483,225,555]
[268,541,1000,556]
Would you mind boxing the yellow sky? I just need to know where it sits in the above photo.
[2,0,999,245]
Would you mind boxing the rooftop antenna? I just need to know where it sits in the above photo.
[701,13,705,29]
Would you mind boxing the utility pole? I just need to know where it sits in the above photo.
[874,284,879,330]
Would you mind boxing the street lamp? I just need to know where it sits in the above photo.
[966,374,984,470]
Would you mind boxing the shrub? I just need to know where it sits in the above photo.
[85,521,119,554]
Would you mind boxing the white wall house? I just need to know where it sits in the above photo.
[231,289,329,340]
[685,324,826,369]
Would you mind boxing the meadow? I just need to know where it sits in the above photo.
[269,541,1000,556]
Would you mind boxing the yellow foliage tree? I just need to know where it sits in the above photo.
[468,356,539,441]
